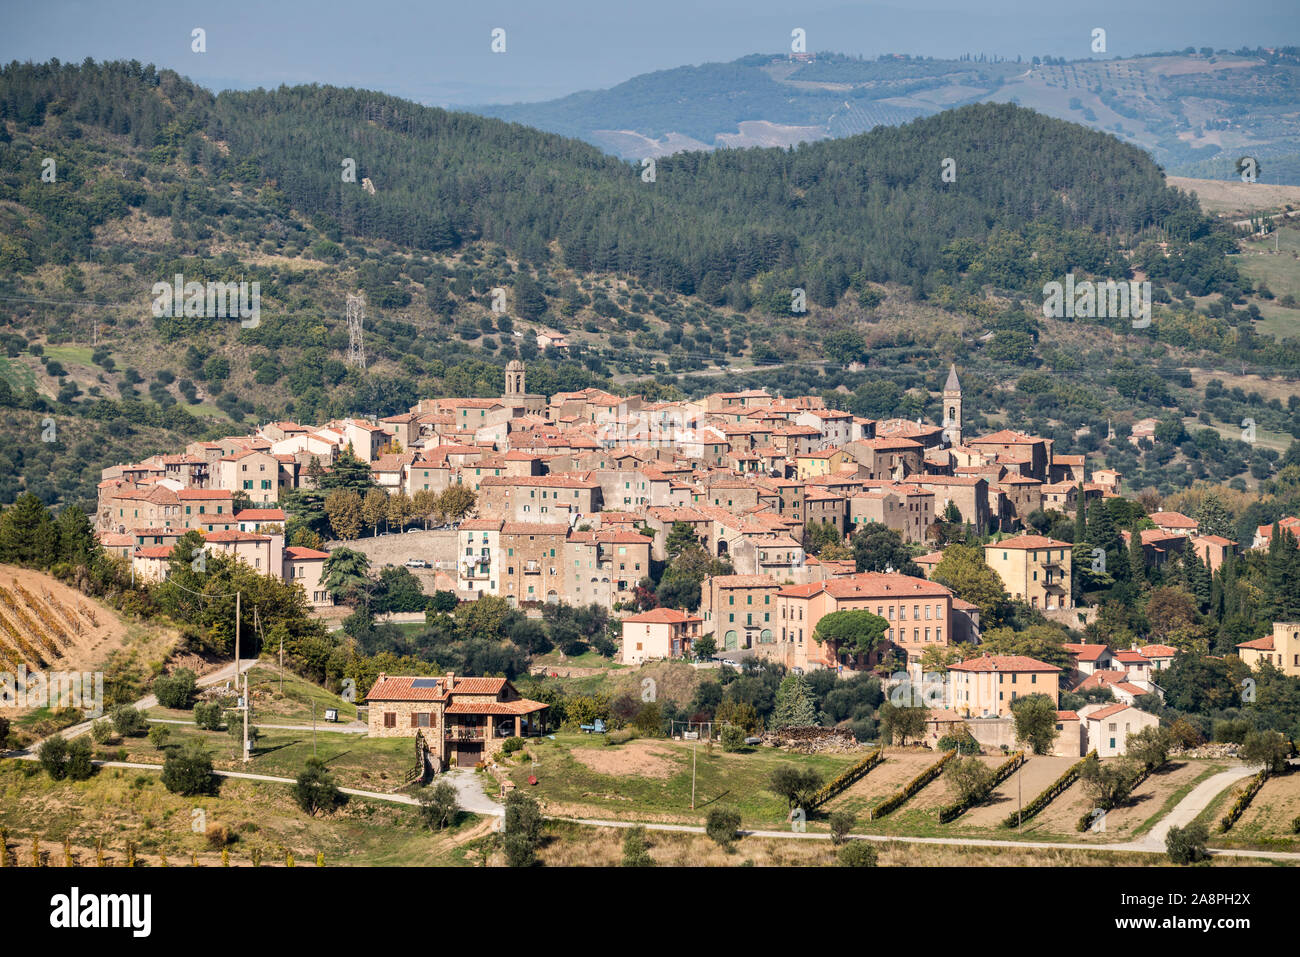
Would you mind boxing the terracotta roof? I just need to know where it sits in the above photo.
[779,572,953,600]
[986,535,1071,550]
[623,608,703,624]
[444,700,547,715]
[1084,703,1133,721]
[949,654,1060,673]
[285,546,330,559]
[971,429,1043,446]
[1236,635,1275,651]
[1137,644,1178,658]
[1056,710,1079,721]
[1149,511,1197,528]
[1063,643,1111,662]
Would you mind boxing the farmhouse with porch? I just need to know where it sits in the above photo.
[364,672,549,771]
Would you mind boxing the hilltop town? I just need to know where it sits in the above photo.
[91,359,1300,732]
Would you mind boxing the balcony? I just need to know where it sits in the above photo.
[445,727,486,742]
[524,561,541,574]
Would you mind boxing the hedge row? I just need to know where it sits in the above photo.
[810,748,883,809]
[872,750,956,819]
[938,751,1026,824]
[1075,761,1158,833]
[1220,768,1270,833]
[1003,751,1095,829]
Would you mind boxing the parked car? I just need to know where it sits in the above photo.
[404,558,430,568]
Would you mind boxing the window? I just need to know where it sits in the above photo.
[383,712,396,728]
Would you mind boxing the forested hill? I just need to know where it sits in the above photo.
[3,60,1201,298]
[2,59,1285,516]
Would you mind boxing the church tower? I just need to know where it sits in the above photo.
[505,359,525,399]
[942,364,962,446]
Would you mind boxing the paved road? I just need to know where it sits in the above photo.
[16,658,258,755]
[1129,766,1260,851]
[147,717,369,735]
[6,753,1295,861]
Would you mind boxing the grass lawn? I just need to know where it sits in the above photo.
[1211,769,1300,852]
[103,722,416,791]
[508,733,861,829]
[0,761,483,866]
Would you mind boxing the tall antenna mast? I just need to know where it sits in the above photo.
[346,292,366,370]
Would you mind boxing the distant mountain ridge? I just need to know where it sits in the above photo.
[474,49,1300,183]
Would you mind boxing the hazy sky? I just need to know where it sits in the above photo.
[1,0,1297,105]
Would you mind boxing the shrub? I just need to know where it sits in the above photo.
[720,726,746,752]
[829,810,856,845]
[937,729,979,755]
[501,737,525,755]
[809,748,883,808]
[768,765,823,811]
[66,737,94,781]
[503,792,543,867]
[153,669,197,710]
[148,725,170,749]
[945,755,997,806]
[1220,767,1269,832]
[1292,815,1300,835]
[91,720,114,744]
[706,807,741,847]
[605,729,634,746]
[838,841,879,867]
[110,705,147,737]
[622,825,654,867]
[37,735,69,780]
[193,701,223,730]
[161,741,215,796]
[418,781,459,831]
[205,825,233,850]
[1166,822,1210,865]
[294,758,344,816]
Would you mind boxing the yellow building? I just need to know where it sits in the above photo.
[983,535,1073,611]
[1237,622,1300,677]
[948,654,1061,717]
[795,448,845,480]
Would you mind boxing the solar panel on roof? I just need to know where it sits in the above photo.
[410,678,440,688]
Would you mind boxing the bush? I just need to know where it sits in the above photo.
[945,755,997,806]
[193,701,223,730]
[706,807,741,847]
[830,810,856,845]
[293,758,344,816]
[1166,822,1209,865]
[937,729,980,755]
[605,729,635,746]
[66,737,94,781]
[501,737,525,755]
[37,734,69,780]
[418,781,459,830]
[110,705,147,737]
[1292,815,1300,835]
[161,741,215,796]
[721,725,746,752]
[148,725,170,749]
[153,669,197,710]
[91,719,114,744]
[838,841,879,867]
[622,825,654,867]
[503,792,543,867]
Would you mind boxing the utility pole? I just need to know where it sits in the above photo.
[312,700,317,760]
[691,741,697,810]
[242,671,250,764]
[234,591,241,681]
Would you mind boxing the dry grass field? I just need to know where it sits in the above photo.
[1167,177,1300,217]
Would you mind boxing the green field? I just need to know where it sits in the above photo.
[0,761,483,866]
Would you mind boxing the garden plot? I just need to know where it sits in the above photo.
[961,756,1078,828]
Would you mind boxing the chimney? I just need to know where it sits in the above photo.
[445,671,455,691]
[377,673,386,681]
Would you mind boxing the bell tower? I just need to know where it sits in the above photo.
[942,364,962,446]
[505,359,525,398]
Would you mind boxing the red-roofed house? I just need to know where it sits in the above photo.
[947,654,1060,717]
[984,535,1073,610]
[364,672,548,770]
[1236,622,1300,677]
[284,546,332,606]
[773,572,960,673]
[620,608,703,664]
[1079,703,1160,757]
